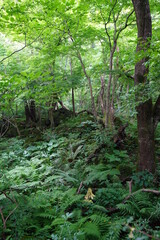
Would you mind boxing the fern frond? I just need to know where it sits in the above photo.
[104,218,125,240]
[83,222,100,239]
[89,214,110,234]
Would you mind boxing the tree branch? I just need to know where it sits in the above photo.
[0,191,18,235]
[77,182,83,194]
[104,24,112,50]
[107,188,160,216]
[99,1,118,50]
[0,208,6,229]
[116,9,135,40]
[123,188,160,203]
[0,27,47,63]
[106,0,118,24]
[128,225,160,240]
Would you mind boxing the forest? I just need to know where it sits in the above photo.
[0,0,160,239]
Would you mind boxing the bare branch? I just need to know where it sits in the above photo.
[0,208,6,229]
[77,182,83,194]
[0,191,18,234]
[2,191,15,204]
[123,188,160,203]
[107,188,160,216]
[128,225,160,240]
[0,120,10,137]
[5,205,18,224]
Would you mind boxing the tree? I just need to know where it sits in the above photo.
[132,0,160,172]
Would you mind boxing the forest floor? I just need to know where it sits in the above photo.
[0,113,160,240]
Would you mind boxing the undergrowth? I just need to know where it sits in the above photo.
[0,115,160,240]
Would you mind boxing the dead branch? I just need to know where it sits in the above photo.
[58,101,69,110]
[0,120,10,137]
[2,117,21,136]
[77,110,93,116]
[5,205,18,224]
[107,188,160,216]
[128,224,160,240]
[77,182,83,194]
[123,188,160,203]
[0,208,6,229]
[128,180,133,194]
[0,191,18,238]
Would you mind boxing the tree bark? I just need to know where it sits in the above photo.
[137,100,155,172]
[132,0,155,172]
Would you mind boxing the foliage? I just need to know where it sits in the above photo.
[0,117,159,239]
[0,0,159,239]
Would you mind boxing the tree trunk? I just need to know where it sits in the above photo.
[105,42,117,128]
[110,48,119,127]
[77,52,97,119]
[72,88,75,116]
[30,100,37,122]
[137,100,155,172]
[70,59,76,116]
[25,100,37,124]
[99,75,105,115]
[25,101,31,124]
[132,0,155,172]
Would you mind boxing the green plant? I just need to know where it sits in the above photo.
[132,171,154,188]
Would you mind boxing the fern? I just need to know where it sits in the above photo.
[118,201,140,216]
[84,164,120,185]
[117,193,155,218]
[83,222,100,239]
[103,218,125,240]
[89,214,110,235]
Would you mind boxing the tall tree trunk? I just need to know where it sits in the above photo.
[77,52,97,119]
[110,76,117,126]
[137,100,155,172]
[99,75,105,115]
[70,59,76,116]
[110,47,119,126]
[132,0,155,172]
[72,88,75,116]
[105,42,117,128]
